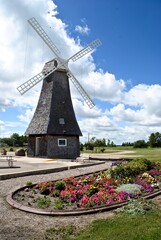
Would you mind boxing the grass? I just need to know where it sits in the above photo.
[64,210,161,240]
[129,148,161,162]
[82,146,161,162]
[43,209,161,240]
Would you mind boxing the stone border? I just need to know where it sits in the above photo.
[6,176,161,216]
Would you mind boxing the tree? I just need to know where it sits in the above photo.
[84,137,106,150]
[1,133,28,147]
[0,137,12,146]
[149,132,161,148]
[80,143,84,151]
[93,138,106,147]
[122,142,133,146]
[133,140,148,148]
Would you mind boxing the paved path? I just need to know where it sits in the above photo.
[0,150,142,180]
[0,153,105,180]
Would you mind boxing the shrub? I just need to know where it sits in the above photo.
[117,183,142,194]
[54,180,66,191]
[133,140,148,148]
[100,148,105,153]
[54,198,64,210]
[36,196,51,208]
[115,199,157,215]
[26,181,33,186]
[110,158,154,179]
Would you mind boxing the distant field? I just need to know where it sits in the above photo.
[128,148,161,162]
[83,146,161,162]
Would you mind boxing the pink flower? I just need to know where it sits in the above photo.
[106,198,114,205]
[81,195,89,207]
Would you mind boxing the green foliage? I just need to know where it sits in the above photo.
[94,138,106,147]
[133,140,148,148]
[100,148,105,152]
[54,180,66,191]
[122,142,134,146]
[110,158,154,179]
[117,183,141,194]
[67,209,161,240]
[149,132,161,148]
[44,225,76,240]
[94,147,106,153]
[84,137,117,151]
[0,137,13,146]
[84,142,94,150]
[54,198,64,210]
[80,143,84,151]
[26,181,33,186]
[0,133,28,147]
[51,189,60,197]
[107,139,116,147]
[36,196,51,208]
[87,186,99,196]
[115,199,157,215]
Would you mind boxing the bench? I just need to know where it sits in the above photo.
[0,155,17,167]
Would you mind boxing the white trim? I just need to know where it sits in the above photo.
[58,138,67,147]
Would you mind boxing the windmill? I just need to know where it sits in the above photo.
[17,17,101,159]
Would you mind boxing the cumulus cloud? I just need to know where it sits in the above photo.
[0,0,161,144]
[17,108,36,123]
[125,84,161,117]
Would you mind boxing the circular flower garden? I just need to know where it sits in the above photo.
[7,158,161,215]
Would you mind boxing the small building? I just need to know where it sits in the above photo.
[26,68,82,159]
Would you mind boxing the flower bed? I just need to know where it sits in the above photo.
[7,158,161,215]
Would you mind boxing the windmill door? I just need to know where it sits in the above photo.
[35,137,40,156]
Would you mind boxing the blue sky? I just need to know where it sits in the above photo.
[0,0,161,144]
[55,0,161,86]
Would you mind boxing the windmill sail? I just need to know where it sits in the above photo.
[67,71,95,109]
[18,17,101,108]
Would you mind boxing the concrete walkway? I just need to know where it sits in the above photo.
[0,153,105,180]
[0,150,139,180]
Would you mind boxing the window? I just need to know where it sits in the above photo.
[58,138,67,146]
[59,118,65,125]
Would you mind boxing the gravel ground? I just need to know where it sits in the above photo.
[0,162,115,240]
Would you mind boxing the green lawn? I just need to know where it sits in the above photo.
[129,148,161,162]
[82,147,161,162]
[66,210,161,240]
[44,210,161,240]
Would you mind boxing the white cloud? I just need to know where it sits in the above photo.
[0,0,161,145]
[17,108,35,124]
[75,18,90,35]
[125,84,161,117]
[83,71,126,101]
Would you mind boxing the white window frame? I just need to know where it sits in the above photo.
[58,138,67,147]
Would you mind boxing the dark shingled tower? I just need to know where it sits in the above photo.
[26,68,82,159]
